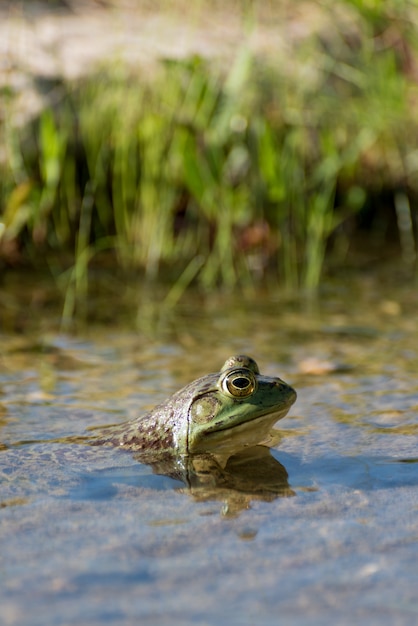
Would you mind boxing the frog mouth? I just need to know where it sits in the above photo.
[212,405,293,433]
[191,403,295,454]
[207,387,296,434]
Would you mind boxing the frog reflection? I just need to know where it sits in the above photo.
[137,444,294,516]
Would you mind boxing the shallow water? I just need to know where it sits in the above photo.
[1,275,418,625]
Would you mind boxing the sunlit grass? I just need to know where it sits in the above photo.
[0,0,417,321]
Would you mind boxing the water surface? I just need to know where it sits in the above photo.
[1,276,418,625]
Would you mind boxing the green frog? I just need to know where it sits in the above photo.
[94,355,296,456]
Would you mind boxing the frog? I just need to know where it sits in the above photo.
[0,355,296,514]
[93,355,296,457]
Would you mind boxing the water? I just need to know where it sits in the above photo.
[1,275,418,625]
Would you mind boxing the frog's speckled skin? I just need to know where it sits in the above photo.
[93,355,296,456]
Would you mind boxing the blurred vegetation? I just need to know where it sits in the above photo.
[1,0,417,320]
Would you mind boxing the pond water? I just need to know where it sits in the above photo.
[1,272,418,625]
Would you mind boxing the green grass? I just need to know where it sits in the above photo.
[0,0,417,321]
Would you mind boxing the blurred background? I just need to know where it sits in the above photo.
[0,0,417,328]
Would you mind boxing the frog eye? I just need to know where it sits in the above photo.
[220,368,257,398]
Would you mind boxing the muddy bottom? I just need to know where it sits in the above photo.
[1,276,418,625]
